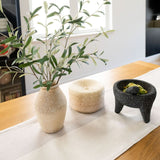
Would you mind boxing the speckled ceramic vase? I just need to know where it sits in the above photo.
[35,85,67,133]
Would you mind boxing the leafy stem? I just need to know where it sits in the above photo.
[0,0,111,90]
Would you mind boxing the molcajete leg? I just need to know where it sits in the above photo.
[115,98,124,113]
[140,103,153,123]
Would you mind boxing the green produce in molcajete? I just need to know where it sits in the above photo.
[123,82,147,95]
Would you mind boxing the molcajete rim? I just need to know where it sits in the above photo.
[113,79,157,108]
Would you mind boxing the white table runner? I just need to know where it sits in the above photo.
[1,67,160,160]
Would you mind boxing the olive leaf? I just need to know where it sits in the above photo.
[0,0,3,13]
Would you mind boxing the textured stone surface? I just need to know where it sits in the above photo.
[125,86,139,95]
[113,79,157,123]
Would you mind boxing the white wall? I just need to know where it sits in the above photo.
[20,0,146,94]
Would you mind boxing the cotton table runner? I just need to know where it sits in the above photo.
[0,67,160,160]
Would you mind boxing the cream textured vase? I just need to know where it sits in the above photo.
[69,79,104,113]
[35,85,67,133]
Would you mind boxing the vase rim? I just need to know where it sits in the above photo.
[40,83,59,90]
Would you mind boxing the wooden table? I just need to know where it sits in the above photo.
[0,61,160,160]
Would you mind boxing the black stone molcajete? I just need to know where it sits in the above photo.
[113,79,157,123]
